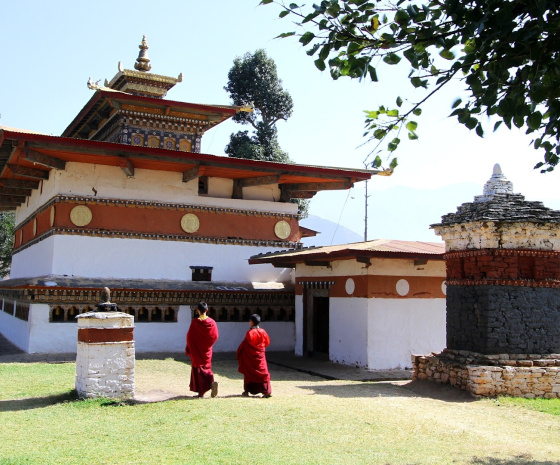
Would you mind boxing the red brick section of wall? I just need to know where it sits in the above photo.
[445,249,560,283]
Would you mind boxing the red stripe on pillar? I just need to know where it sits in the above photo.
[78,327,134,343]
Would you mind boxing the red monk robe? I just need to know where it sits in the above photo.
[186,314,219,397]
[236,327,271,397]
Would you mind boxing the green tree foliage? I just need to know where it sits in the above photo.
[225,49,309,217]
[224,49,294,163]
[262,0,560,172]
[0,212,14,277]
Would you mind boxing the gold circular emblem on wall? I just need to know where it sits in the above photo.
[274,220,291,239]
[70,205,93,227]
[33,219,37,237]
[50,206,55,227]
[181,213,200,233]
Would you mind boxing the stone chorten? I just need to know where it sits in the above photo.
[413,165,560,398]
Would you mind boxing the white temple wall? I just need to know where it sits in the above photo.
[0,302,31,351]
[295,258,444,279]
[10,235,293,282]
[134,309,294,353]
[16,163,295,226]
[367,298,446,370]
[9,239,55,278]
[1,305,295,354]
[329,297,369,367]
[28,304,75,353]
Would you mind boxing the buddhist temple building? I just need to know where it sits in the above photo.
[250,239,447,369]
[0,37,379,354]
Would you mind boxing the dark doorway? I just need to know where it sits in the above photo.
[313,296,329,354]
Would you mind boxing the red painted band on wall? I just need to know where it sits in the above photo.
[295,275,446,298]
[78,327,134,343]
[445,248,560,282]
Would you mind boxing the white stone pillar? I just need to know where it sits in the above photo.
[75,312,135,399]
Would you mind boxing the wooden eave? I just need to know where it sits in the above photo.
[0,130,373,210]
[62,90,239,139]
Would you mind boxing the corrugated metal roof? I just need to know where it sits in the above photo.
[249,239,445,264]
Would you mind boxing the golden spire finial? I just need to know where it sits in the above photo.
[134,35,152,72]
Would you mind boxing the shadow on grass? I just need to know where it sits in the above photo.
[471,457,559,465]
[0,390,77,411]
[297,379,477,402]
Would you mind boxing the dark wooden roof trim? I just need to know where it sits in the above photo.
[0,179,40,189]
[182,166,199,183]
[23,149,66,170]
[8,164,49,180]
[238,175,281,187]
[62,90,238,138]
[249,249,445,265]
[0,194,25,204]
[0,131,373,182]
[0,187,32,196]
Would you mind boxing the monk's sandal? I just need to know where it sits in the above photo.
[211,382,219,398]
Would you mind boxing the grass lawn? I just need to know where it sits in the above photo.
[1,357,559,465]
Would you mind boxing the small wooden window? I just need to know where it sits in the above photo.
[190,266,213,282]
[198,176,208,195]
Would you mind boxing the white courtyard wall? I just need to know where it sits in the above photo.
[1,304,295,354]
[329,297,368,367]
[367,298,446,369]
[0,302,31,351]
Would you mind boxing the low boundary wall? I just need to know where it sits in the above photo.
[412,349,560,398]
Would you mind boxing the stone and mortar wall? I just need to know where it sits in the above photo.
[412,350,560,398]
[446,285,560,354]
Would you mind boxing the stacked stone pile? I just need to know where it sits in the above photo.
[413,350,560,398]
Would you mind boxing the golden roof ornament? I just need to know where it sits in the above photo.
[134,35,152,72]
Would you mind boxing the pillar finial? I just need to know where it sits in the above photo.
[474,163,513,202]
[134,35,152,72]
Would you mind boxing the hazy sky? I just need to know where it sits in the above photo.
[1,1,558,243]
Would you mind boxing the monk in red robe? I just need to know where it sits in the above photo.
[185,302,219,398]
[236,314,271,398]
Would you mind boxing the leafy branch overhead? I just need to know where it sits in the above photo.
[261,0,560,172]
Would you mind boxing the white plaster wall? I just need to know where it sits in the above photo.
[296,258,445,279]
[367,298,446,370]
[103,310,294,353]
[329,297,369,367]
[10,235,293,282]
[132,305,189,352]
[2,304,296,354]
[207,177,233,199]
[16,163,297,226]
[243,184,281,202]
[0,302,31,352]
[9,238,55,279]
[28,303,77,353]
[296,261,366,279]
[213,321,295,352]
[294,294,304,356]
